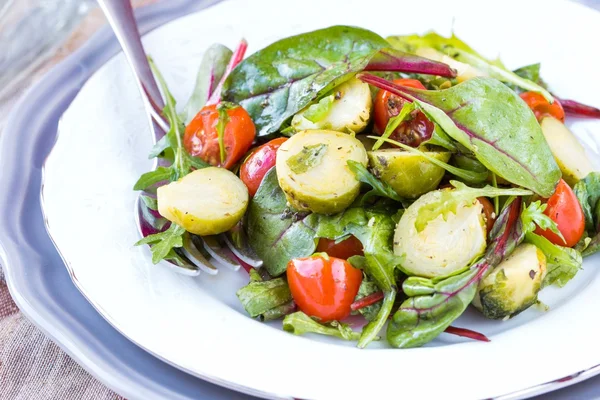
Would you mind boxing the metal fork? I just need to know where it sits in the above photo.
[98,0,261,275]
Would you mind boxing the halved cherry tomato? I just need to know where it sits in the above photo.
[478,197,496,234]
[373,78,434,147]
[184,103,256,169]
[535,179,585,247]
[519,92,565,123]
[316,236,364,259]
[287,254,363,322]
[239,137,287,196]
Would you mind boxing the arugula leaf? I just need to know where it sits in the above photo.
[387,198,524,348]
[140,195,158,211]
[525,232,581,287]
[302,95,335,123]
[135,224,186,264]
[358,290,395,348]
[358,73,561,197]
[353,276,383,321]
[372,102,415,151]
[521,200,565,243]
[133,167,172,191]
[216,104,230,164]
[181,44,232,124]
[369,135,488,184]
[283,312,362,341]
[346,160,402,204]
[236,277,293,318]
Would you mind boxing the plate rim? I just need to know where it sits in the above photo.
[3,0,600,399]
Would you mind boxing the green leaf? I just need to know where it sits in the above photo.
[358,290,395,348]
[261,301,297,321]
[135,224,186,264]
[302,94,335,123]
[148,135,170,159]
[361,74,561,197]
[133,167,172,191]
[181,44,232,124]
[574,172,600,233]
[140,195,158,211]
[521,201,565,243]
[414,180,531,232]
[236,277,293,318]
[216,104,230,164]
[346,160,402,204]
[387,198,524,348]
[525,232,581,287]
[353,276,383,321]
[283,312,362,341]
[369,135,488,184]
[286,143,329,174]
[372,102,415,151]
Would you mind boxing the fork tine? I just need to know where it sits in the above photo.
[196,235,241,271]
[222,231,263,268]
[181,233,218,275]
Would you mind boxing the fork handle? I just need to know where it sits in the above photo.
[97,0,165,118]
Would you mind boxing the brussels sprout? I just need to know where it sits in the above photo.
[473,243,547,319]
[276,130,368,214]
[394,189,487,278]
[369,148,451,198]
[540,116,596,186]
[292,78,372,133]
[157,167,248,236]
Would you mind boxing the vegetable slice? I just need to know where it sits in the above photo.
[157,167,248,236]
[276,130,368,214]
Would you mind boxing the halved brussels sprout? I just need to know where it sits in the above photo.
[276,130,367,214]
[157,167,248,236]
[540,116,596,186]
[369,148,451,198]
[292,78,372,133]
[473,243,547,320]
[394,189,487,278]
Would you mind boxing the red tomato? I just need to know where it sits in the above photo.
[519,92,565,123]
[535,179,585,247]
[287,255,363,322]
[184,104,256,169]
[316,236,364,259]
[478,197,496,234]
[239,137,287,196]
[373,78,434,147]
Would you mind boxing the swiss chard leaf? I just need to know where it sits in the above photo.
[181,43,232,124]
[524,232,581,287]
[222,26,455,137]
[358,73,561,197]
[236,277,293,318]
[283,312,363,341]
[387,198,524,348]
[346,160,402,204]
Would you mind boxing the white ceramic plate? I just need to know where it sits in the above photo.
[42,0,600,398]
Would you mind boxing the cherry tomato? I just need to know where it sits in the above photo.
[535,179,585,247]
[519,92,565,123]
[287,254,363,322]
[316,236,364,259]
[373,78,434,147]
[478,197,496,234]
[239,137,287,197]
[184,104,256,169]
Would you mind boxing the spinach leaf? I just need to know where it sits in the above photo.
[387,198,524,348]
[223,26,455,137]
[524,232,581,288]
[236,276,293,318]
[358,73,561,197]
[283,312,363,341]
[246,168,317,277]
[346,160,402,204]
[181,43,232,124]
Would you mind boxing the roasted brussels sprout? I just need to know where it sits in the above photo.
[157,167,248,236]
[276,130,368,214]
[394,189,487,277]
[473,243,547,319]
[292,78,372,133]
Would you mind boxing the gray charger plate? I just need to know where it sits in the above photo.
[0,0,599,398]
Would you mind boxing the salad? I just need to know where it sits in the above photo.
[134,26,600,349]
